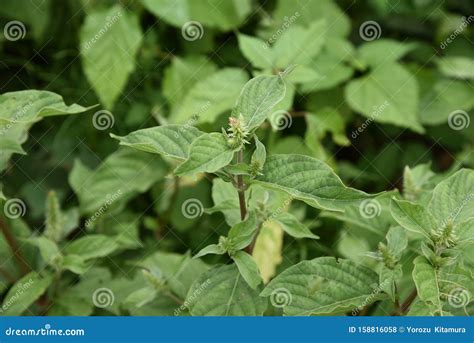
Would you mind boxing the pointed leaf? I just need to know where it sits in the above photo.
[194,244,226,259]
[174,133,236,175]
[228,211,258,250]
[390,198,437,239]
[273,212,319,239]
[110,125,203,160]
[255,154,371,211]
[412,256,443,315]
[64,234,119,260]
[261,257,382,315]
[232,251,263,289]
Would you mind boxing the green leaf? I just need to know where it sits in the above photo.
[141,0,252,30]
[110,125,203,160]
[255,154,372,211]
[232,251,263,289]
[0,90,93,124]
[428,169,474,227]
[228,212,258,250]
[390,198,436,239]
[123,286,157,309]
[163,56,217,109]
[250,135,266,174]
[385,226,408,258]
[232,75,286,131]
[187,264,266,315]
[44,191,64,242]
[25,236,61,266]
[260,257,382,315]
[437,57,474,80]
[61,255,89,275]
[273,212,319,239]
[412,256,443,315]
[170,68,248,124]
[419,79,474,125]
[345,63,424,133]
[379,264,402,302]
[174,133,236,175]
[194,244,226,258]
[272,20,326,67]
[357,39,416,68]
[64,234,120,260]
[80,5,143,108]
[69,148,167,214]
[237,34,272,69]
[1,272,53,315]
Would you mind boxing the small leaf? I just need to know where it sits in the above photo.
[110,125,203,160]
[385,226,408,258]
[261,257,383,315]
[273,212,319,239]
[232,251,263,289]
[228,211,258,250]
[1,272,53,315]
[25,236,61,266]
[412,256,443,315]
[187,264,266,316]
[437,57,474,80]
[64,234,119,260]
[61,255,89,275]
[174,133,236,175]
[237,33,272,69]
[255,154,372,211]
[232,75,286,131]
[44,190,64,242]
[357,39,416,68]
[390,198,437,238]
[194,244,226,259]
[250,135,266,174]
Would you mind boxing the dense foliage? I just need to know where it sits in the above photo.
[0,0,473,316]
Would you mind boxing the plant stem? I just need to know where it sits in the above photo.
[236,150,247,221]
[391,288,417,315]
[0,217,31,275]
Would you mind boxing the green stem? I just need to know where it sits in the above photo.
[236,150,247,221]
[0,217,31,275]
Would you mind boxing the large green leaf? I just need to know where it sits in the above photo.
[357,39,416,68]
[69,148,167,214]
[237,34,273,69]
[141,0,252,30]
[110,125,203,160]
[174,133,236,175]
[345,63,424,133]
[260,257,382,315]
[187,264,266,315]
[255,154,371,211]
[437,57,474,80]
[80,5,143,108]
[232,75,286,131]
[170,68,248,124]
[1,271,53,315]
[428,169,474,227]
